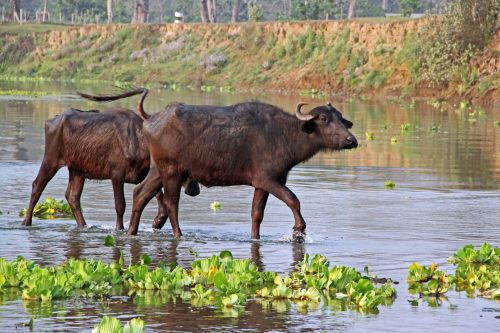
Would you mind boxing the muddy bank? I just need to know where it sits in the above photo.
[0,20,498,104]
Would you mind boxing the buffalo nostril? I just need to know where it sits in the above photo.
[345,135,358,148]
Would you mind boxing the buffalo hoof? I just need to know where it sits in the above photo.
[292,230,306,243]
[152,215,168,230]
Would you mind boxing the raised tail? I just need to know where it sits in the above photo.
[77,88,150,120]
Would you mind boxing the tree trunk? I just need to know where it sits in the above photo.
[207,0,216,22]
[200,0,208,23]
[10,0,19,22]
[132,0,149,24]
[107,0,113,24]
[231,0,239,23]
[347,0,356,19]
[382,0,387,11]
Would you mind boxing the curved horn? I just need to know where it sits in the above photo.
[295,103,315,121]
[326,101,333,109]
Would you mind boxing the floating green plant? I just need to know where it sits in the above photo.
[494,121,500,127]
[365,132,375,140]
[407,243,499,306]
[400,123,411,132]
[390,137,398,144]
[0,89,51,97]
[19,197,74,219]
[92,316,144,333]
[210,201,221,210]
[384,180,396,189]
[0,249,396,314]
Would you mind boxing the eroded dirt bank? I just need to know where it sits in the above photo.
[1,20,498,104]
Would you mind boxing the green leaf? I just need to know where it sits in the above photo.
[94,316,122,333]
[123,318,144,333]
[219,250,233,262]
[104,235,115,247]
[140,254,151,266]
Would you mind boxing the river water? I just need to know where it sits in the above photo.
[0,81,499,332]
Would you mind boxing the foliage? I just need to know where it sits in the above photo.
[408,243,499,305]
[0,89,50,97]
[92,316,144,333]
[19,197,74,219]
[384,181,396,189]
[247,1,263,22]
[399,0,422,17]
[0,251,395,314]
[417,0,498,85]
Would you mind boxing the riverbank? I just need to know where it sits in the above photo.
[0,21,498,105]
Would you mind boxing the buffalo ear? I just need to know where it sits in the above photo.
[301,120,316,134]
[342,119,353,129]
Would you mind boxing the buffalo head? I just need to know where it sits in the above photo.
[296,102,358,150]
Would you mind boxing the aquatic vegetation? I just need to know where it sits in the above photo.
[92,316,144,333]
[400,123,411,132]
[459,101,469,110]
[19,197,74,219]
[494,121,500,127]
[391,137,398,144]
[0,89,51,97]
[365,132,375,140]
[408,243,499,305]
[384,181,396,189]
[210,201,221,210]
[0,250,395,315]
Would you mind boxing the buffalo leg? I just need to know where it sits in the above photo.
[153,190,168,230]
[251,188,269,239]
[259,181,306,241]
[65,170,86,227]
[128,166,163,235]
[111,178,126,231]
[23,161,59,226]
[161,175,183,238]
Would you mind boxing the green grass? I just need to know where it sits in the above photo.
[0,22,70,35]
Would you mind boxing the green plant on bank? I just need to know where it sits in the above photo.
[416,0,498,86]
[407,243,499,305]
[92,316,144,333]
[18,197,74,219]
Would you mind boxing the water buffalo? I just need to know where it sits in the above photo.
[126,98,357,241]
[23,89,199,230]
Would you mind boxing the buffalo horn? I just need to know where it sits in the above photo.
[295,103,315,121]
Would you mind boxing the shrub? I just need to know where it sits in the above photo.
[417,0,498,85]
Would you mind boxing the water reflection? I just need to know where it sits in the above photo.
[0,82,499,332]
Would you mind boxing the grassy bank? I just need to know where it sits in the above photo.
[0,21,498,103]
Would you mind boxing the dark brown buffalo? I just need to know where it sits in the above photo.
[126,99,357,241]
[23,89,199,230]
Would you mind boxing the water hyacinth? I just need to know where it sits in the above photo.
[0,250,397,315]
[407,243,499,304]
[19,197,74,219]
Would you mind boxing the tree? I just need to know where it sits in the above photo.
[231,0,239,22]
[207,0,216,22]
[9,0,19,21]
[200,0,208,22]
[132,0,149,23]
[107,0,112,23]
[399,0,421,17]
[347,0,355,19]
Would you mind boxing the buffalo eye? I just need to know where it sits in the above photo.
[319,114,328,122]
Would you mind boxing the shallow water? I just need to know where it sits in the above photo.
[0,81,499,332]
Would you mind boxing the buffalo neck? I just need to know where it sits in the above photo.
[281,116,322,168]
